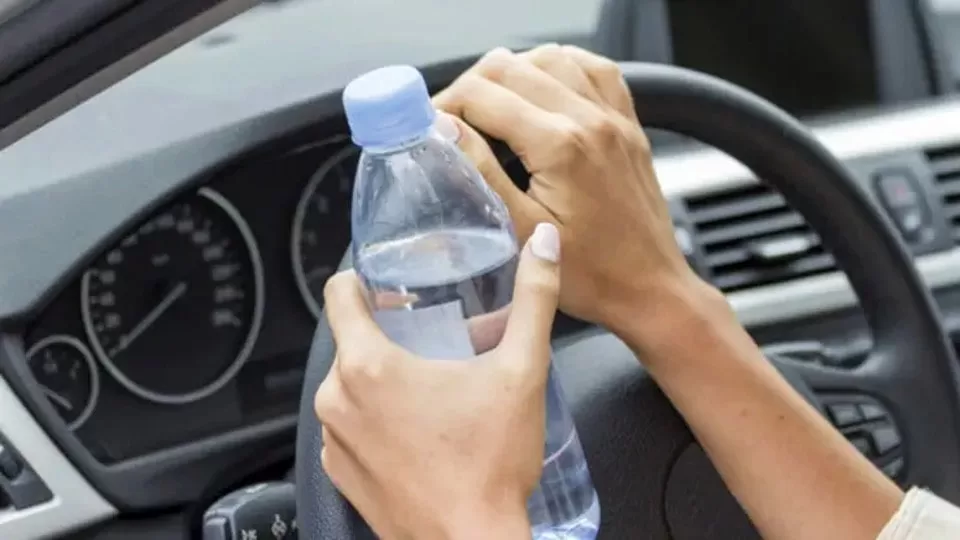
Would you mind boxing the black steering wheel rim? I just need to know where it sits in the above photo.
[294,60,960,538]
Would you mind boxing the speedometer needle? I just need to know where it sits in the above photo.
[110,282,187,356]
[41,386,73,411]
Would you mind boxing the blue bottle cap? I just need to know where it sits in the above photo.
[342,65,436,148]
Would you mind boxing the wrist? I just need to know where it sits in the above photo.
[602,272,737,367]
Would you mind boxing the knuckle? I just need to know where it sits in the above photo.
[519,269,560,297]
[322,271,352,305]
[436,73,480,111]
[597,59,624,82]
[314,378,347,423]
[628,128,653,157]
[452,72,483,97]
[583,114,621,144]
[586,53,623,82]
[475,47,515,82]
[431,88,453,110]
[551,117,588,153]
[499,360,533,388]
[526,43,564,67]
[320,446,332,471]
[497,351,547,390]
[320,446,342,483]
[553,114,620,153]
[340,352,387,384]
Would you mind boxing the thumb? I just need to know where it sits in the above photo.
[500,222,562,362]
[323,270,389,353]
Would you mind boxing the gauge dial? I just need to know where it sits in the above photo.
[26,335,99,430]
[292,145,356,319]
[81,187,264,405]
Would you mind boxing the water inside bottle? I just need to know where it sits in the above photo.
[356,227,600,539]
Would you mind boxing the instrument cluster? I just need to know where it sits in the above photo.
[23,135,357,463]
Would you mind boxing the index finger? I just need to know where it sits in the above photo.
[561,46,638,125]
[323,270,388,352]
[434,74,564,168]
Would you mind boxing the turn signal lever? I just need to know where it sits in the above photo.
[203,481,298,540]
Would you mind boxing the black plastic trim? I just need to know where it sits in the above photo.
[0,431,52,510]
[915,0,956,95]
[0,117,344,510]
[71,511,189,540]
[0,0,259,150]
[0,334,295,511]
[0,0,137,83]
[870,0,939,102]
[0,0,227,131]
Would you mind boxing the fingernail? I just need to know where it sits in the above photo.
[434,112,461,142]
[529,223,560,263]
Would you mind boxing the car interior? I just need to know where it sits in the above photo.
[3,0,960,538]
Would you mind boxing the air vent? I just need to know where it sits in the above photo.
[927,145,960,243]
[685,182,835,292]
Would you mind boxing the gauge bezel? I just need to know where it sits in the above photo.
[25,334,100,431]
[291,143,358,320]
[80,187,266,405]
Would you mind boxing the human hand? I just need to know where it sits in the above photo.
[434,45,721,354]
[314,223,562,540]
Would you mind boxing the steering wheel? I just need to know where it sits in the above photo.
[294,61,960,538]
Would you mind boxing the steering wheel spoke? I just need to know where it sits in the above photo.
[770,352,883,393]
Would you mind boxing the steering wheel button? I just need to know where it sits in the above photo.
[202,516,229,540]
[203,482,297,540]
[882,457,905,479]
[0,443,23,480]
[827,403,863,427]
[876,171,920,208]
[849,436,873,457]
[873,170,933,242]
[859,403,887,422]
[870,426,902,455]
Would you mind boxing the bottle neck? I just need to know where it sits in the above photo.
[358,128,434,155]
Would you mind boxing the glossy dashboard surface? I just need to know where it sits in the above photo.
[22,129,356,461]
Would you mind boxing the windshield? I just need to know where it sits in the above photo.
[0,0,903,191]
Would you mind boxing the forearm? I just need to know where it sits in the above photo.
[609,278,903,540]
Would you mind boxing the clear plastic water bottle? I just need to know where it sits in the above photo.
[342,65,600,539]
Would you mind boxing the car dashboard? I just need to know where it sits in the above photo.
[2,0,960,538]
[23,129,359,463]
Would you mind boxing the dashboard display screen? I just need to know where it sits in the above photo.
[668,0,880,117]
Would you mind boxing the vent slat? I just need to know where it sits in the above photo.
[929,155,960,177]
[927,144,960,245]
[704,246,751,268]
[705,237,824,269]
[687,192,787,225]
[699,212,805,246]
[711,253,835,291]
[684,182,833,293]
[944,204,960,222]
[936,179,960,198]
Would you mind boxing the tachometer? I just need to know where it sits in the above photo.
[81,187,264,405]
[25,335,99,430]
[291,145,356,319]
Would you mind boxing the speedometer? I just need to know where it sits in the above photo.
[81,187,264,405]
[291,145,356,319]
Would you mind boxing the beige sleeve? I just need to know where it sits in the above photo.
[878,487,960,539]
